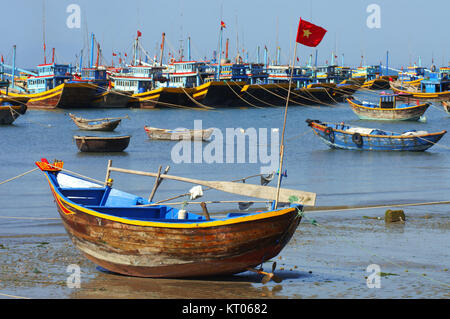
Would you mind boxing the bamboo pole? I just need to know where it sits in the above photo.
[275,42,298,209]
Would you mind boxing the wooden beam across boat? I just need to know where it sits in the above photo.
[108,166,316,206]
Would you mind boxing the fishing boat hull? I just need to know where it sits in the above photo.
[73,135,131,152]
[0,103,27,124]
[144,126,214,141]
[289,87,338,106]
[306,119,446,151]
[347,97,430,121]
[307,83,358,101]
[193,81,246,107]
[26,82,98,109]
[131,87,195,109]
[240,83,294,107]
[37,165,303,278]
[91,89,132,108]
[362,78,390,90]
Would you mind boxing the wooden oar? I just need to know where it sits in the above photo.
[108,166,316,206]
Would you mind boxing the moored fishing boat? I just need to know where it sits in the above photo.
[390,67,450,101]
[73,135,131,152]
[347,94,430,121]
[0,101,27,124]
[25,62,98,109]
[144,125,214,141]
[192,80,246,107]
[306,119,446,151]
[35,159,315,278]
[69,113,127,131]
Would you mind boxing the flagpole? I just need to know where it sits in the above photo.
[274,41,298,209]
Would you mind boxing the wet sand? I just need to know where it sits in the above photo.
[1,207,448,299]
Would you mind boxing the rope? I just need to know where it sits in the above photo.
[0,216,59,220]
[179,86,215,110]
[224,81,264,108]
[0,167,38,186]
[230,80,280,108]
[0,292,30,299]
[272,83,333,107]
[298,208,450,290]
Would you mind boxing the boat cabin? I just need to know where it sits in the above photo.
[26,63,73,94]
[266,65,311,87]
[247,63,268,84]
[420,71,450,93]
[164,61,203,88]
[112,65,165,93]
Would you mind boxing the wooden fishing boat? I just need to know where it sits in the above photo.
[73,135,131,152]
[192,81,246,107]
[307,83,359,101]
[35,159,315,278]
[289,86,340,106]
[26,82,98,109]
[306,119,446,151]
[130,87,196,109]
[389,71,450,102]
[239,83,293,107]
[144,125,214,141]
[347,94,430,121]
[91,89,132,108]
[69,113,127,131]
[361,77,391,90]
[0,102,27,124]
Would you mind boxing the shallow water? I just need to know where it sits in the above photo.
[0,91,449,299]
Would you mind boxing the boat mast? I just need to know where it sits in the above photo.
[217,24,223,80]
[42,0,46,64]
[90,33,94,68]
[159,32,165,66]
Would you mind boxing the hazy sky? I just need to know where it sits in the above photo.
[1,0,449,69]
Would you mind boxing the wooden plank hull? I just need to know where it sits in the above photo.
[240,83,293,107]
[347,98,430,121]
[0,104,27,124]
[46,176,301,278]
[131,87,195,109]
[289,87,338,106]
[74,135,131,152]
[193,81,246,107]
[307,120,446,151]
[70,116,121,131]
[362,78,390,90]
[26,83,98,109]
[144,126,213,141]
[91,90,131,108]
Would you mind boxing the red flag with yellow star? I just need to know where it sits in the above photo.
[296,18,327,47]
